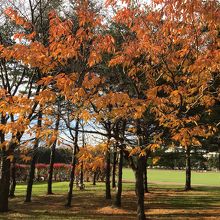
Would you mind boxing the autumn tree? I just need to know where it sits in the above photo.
[105,0,219,218]
[0,9,37,212]
[47,98,61,195]
[0,0,65,209]
[0,0,219,219]
[142,0,220,191]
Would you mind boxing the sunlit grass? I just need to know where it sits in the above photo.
[123,168,220,186]
[1,169,220,219]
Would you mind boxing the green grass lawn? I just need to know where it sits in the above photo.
[0,169,220,219]
[0,181,219,220]
[123,168,220,186]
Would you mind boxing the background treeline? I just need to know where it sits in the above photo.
[9,146,220,170]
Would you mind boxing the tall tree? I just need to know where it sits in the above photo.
[47,100,61,195]
[25,110,42,202]
[66,118,79,207]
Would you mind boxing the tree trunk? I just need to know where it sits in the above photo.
[185,146,192,191]
[135,156,146,220]
[105,149,111,199]
[25,111,42,202]
[144,158,149,193]
[114,148,123,207]
[47,142,56,194]
[66,119,79,207]
[9,158,16,198]
[25,143,38,202]
[134,119,146,219]
[0,150,11,212]
[0,116,10,212]
[112,146,117,188]
[79,125,85,190]
[66,153,77,206]
[47,113,60,195]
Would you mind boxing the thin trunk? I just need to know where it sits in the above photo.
[0,116,10,212]
[8,135,21,199]
[144,158,148,193]
[185,146,192,191]
[112,146,117,188]
[79,125,85,190]
[66,119,79,207]
[135,119,146,220]
[47,142,56,194]
[135,156,146,220]
[66,152,77,206]
[0,150,10,212]
[9,158,16,198]
[114,148,123,207]
[25,111,42,202]
[47,113,60,195]
[105,149,111,199]
[25,141,38,202]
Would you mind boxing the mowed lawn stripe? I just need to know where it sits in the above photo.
[123,168,220,186]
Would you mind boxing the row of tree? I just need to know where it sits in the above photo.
[0,0,219,219]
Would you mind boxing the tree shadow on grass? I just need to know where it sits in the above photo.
[145,186,220,219]
[0,185,220,220]
[1,192,136,220]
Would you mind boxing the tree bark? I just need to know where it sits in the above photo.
[105,149,111,199]
[135,119,146,220]
[47,113,60,195]
[9,158,16,198]
[114,148,123,207]
[25,111,42,202]
[112,146,117,188]
[66,152,77,206]
[0,150,11,212]
[0,116,10,212]
[66,119,79,207]
[135,156,146,220]
[79,126,85,190]
[47,142,56,194]
[144,158,149,193]
[8,134,21,199]
[25,141,39,202]
[185,146,192,191]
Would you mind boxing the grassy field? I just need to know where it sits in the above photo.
[123,168,220,186]
[0,169,220,220]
